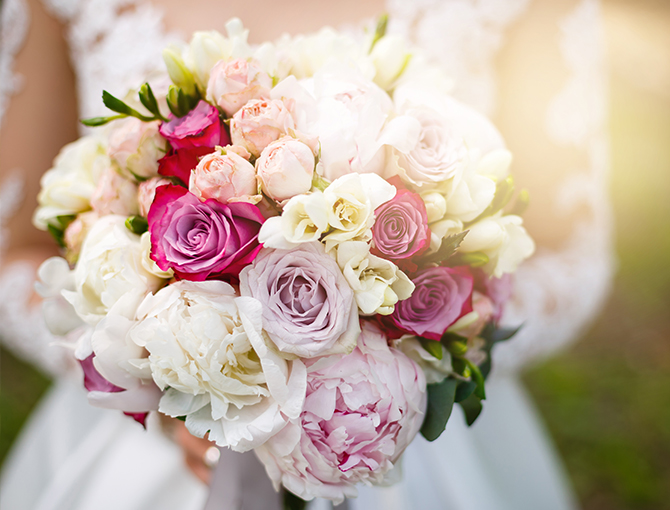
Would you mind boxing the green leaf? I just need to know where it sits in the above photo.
[80,115,124,127]
[283,490,308,510]
[369,13,389,52]
[418,230,469,265]
[125,216,149,235]
[139,82,166,121]
[454,380,477,403]
[420,377,458,441]
[47,224,66,248]
[102,90,154,122]
[459,393,483,426]
[451,357,469,378]
[311,173,330,192]
[175,415,186,422]
[419,338,443,360]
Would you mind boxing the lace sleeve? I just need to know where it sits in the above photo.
[0,0,30,130]
[388,0,614,374]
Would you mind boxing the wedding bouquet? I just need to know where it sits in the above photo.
[34,17,535,504]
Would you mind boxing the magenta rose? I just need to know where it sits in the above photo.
[148,184,264,280]
[158,146,212,185]
[390,266,474,340]
[80,355,148,427]
[372,188,430,260]
[159,100,230,151]
[255,322,426,503]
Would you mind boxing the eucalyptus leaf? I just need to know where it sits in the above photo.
[459,393,483,426]
[420,377,458,441]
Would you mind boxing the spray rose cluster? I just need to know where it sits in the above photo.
[34,17,534,504]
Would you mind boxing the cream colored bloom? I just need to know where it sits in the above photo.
[256,137,314,202]
[107,117,166,180]
[258,192,329,250]
[335,241,414,315]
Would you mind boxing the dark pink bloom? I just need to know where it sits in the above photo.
[390,266,474,341]
[148,184,264,280]
[158,146,212,185]
[79,355,148,427]
[372,188,430,260]
[159,100,230,151]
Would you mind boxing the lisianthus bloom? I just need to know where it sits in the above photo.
[159,100,229,151]
[239,243,359,358]
[148,184,264,280]
[390,266,474,341]
[255,322,426,503]
[131,280,307,452]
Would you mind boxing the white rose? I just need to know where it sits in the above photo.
[107,117,166,180]
[336,241,414,315]
[458,213,536,277]
[258,191,329,250]
[322,173,396,251]
[256,137,314,202]
[62,215,164,325]
[33,135,108,230]
[131,280,306,452]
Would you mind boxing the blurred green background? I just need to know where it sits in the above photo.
[1,1,670,508]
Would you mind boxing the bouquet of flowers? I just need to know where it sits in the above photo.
[34,17,535,504]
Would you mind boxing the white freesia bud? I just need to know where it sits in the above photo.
[336,241,414,315]
[458,214,535,277]
[163,45,197,96]
[421,191,448,223]
[256,137,314,202]
[186,31,231,89]
[33,135,107,230]
[370,35,411,90]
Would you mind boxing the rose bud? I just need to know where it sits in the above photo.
[189,146,259,204]
[230,99,295,157]
[256,137,315,202]
[158,100,229,151]
[206,58,272,117]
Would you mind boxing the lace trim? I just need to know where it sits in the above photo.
[0,0,30,130]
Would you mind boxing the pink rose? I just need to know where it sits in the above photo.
[148,184,264,280]
[390,266,474,340]
[138,177,171,217]
[206,58,272,117]
[230,99,295,157]
[90,166,139,216]
[255,322,426,503]
[158,100,229,151]
[107,117,166,179]
[189,147,258,204]
[372,187,430,261]
[256,137,315,202]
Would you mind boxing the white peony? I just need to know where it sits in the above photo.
[33,134,108,230]
[335,241,414,315]
[62,215,164,325]
[130,280,306,452]
[458,213,536,277]
[35,256,84,336]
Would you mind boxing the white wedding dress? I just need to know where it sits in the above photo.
[0,0,613,509]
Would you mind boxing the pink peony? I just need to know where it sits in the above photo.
[390,266,474,340]
[255,322,426,503]
[230,99,295,157]
[256,137,315,202]
[206,58,272,117]
[137,177,171,217]
[158,100,229,151]
[371,187,430,261]
[189,147,258,204]
[147,184,264,280]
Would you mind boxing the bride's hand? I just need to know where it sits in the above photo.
[168,418,218,485]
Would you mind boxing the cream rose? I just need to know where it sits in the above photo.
[189,146,259,204]
[206,58,272,117]
[230,99,295,157]
[131,280,306,452]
